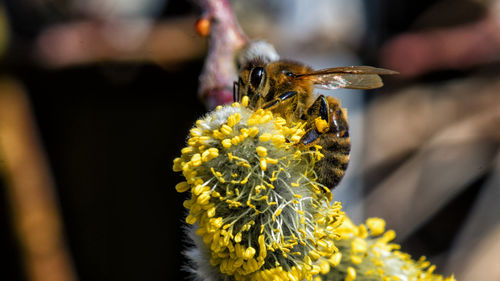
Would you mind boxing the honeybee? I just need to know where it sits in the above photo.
[235,59,397,189]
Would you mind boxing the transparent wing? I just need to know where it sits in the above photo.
[295,66,398,90]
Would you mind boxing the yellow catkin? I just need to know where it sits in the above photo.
[172,103,371,281]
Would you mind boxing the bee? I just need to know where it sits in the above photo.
[235,59,397,189]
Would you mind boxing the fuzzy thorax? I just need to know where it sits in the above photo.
[173,98,344,281]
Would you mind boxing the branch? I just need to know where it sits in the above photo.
[195,0,249,109]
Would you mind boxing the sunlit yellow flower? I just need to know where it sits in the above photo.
[320,217,456,281]
[173,99,344,281]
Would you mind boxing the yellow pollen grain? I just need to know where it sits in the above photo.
[259,133,272,142]
[319,260,330,274]
[210,167,222,177]
[185,214,197,224]
[254,184,265,194]
[240,128,249,137]
[241,96,249,107]
[198,136,211,144]
[260,114,272,123]
[222,139,232,148]
[240,177,249,184]
[345,267,356,281]
[202,148,218,162]
[291,134,301,143]
[212,129,225,139]
[329,252,342,267]
[207,207,216,217]
[175,181,190,193]
[256,146,268,157]
[244,247,256,259]
[248,127,259,137]
[315,117,329,133]
[190,153,202,167]
[293,150,302,159]
[181,146,194,155]
[260,158,267,171]
[308,250,321,261]
[234,232,242,243]
[351,255,363,264]
[192,184,206,196]
[189,128,202,137]
[220,124,233,135]
[366,217,386,236]
[358,224,368,239]
[227,113,241,127]
[266,157,278,164]
[172,157,183,172]
[351,237,367,253]
[197,192,211,205]
[187,137,198,146]
[275,117,286,126]
[272,134,285,145]
[231,136,240,145]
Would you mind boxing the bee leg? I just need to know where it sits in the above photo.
[249,92,264,108]
[325,96,349,138]
[307,95,330,129]
[300,128,321,146]
[299,95,330,146]
[262,91,297,109]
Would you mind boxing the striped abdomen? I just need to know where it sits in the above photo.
[314,97,351,189]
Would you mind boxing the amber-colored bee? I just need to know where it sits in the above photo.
[235,59,397,189]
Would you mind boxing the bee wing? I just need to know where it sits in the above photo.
[296,66,398,90]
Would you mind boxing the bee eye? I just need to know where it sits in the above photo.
[250,67,266,89]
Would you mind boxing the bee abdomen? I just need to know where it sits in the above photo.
[315,134,351,189]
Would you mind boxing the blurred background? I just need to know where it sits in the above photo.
[0,0,499,281]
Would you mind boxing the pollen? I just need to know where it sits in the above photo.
[175,181,190,193]
[259,133,272,142]
[241,96,249,107]
[346,266,356,281]
[222,139,232,148]
[227,113,242,127]
[256,146,268,157]
[220,124,233,135]
[366,217,386,236]
[259,158,267,171]
[190,153,202,167]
